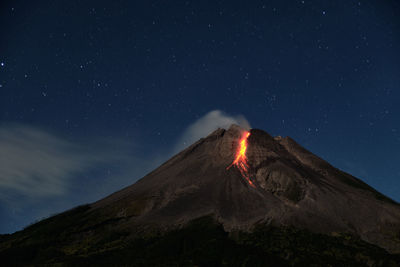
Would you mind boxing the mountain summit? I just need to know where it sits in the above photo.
[92,124,400,252]
[1,125,400,265]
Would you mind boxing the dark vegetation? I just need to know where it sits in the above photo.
[0,208,399,266]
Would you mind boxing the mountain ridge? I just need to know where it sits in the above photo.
[1,124,400,266]
[87,124,400,253]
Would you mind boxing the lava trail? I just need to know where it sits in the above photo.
[227,131,255,187]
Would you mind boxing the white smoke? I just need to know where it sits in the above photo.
[174,110,251,153]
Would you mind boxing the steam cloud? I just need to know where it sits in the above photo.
[174,110,251,153]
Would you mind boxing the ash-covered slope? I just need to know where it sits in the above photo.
[91,124,400,253]
[1,124,400,266]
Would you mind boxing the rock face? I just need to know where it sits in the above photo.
[90,125,400,253]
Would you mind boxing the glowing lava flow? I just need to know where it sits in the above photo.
[227,131,255,188]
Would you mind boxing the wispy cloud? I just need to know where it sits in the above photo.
[0,111,250,200]
[0,124,133,199]
[173,110,250,153]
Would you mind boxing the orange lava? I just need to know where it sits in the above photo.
[227,131,255,187]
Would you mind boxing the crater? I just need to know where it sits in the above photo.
[255,161,306,203]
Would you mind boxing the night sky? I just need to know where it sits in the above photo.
[1,0,399,234]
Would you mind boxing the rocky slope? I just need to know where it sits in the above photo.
[1,124,399,266]
[91,124,400,253]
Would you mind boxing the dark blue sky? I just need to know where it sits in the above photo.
[0,0,399,234]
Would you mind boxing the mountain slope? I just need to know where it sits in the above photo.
[1,125,399,266]
[90,125,400,253]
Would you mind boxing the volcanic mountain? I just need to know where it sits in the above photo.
[1,125,400,266]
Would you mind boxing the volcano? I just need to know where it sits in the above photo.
[1,125,400,266]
